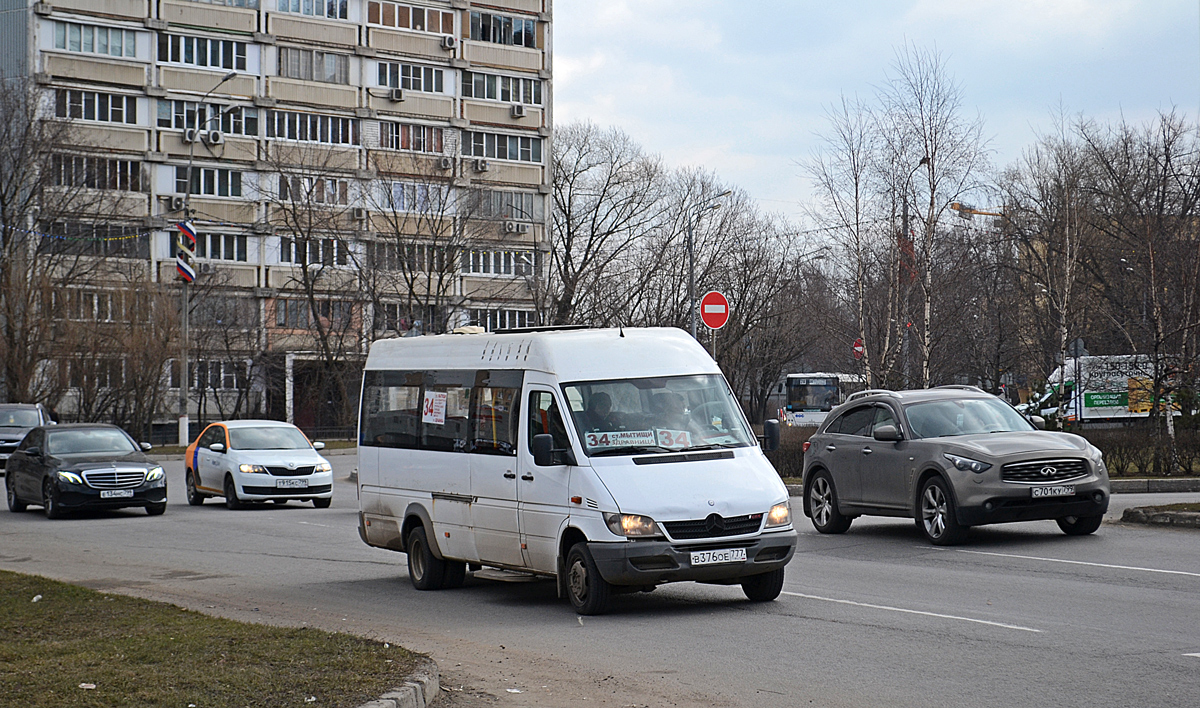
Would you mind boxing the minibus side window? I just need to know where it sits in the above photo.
[528,391,570,452]
[361,370,423,449]
[422,370,473,452]
[473,386,520,455]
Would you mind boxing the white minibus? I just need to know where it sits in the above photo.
[356,327,796,614]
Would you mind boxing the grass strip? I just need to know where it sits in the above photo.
[0,570,419,708]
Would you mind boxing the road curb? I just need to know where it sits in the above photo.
[1121,507,1200,528]
[356,656,439,708]
[786,479,1200,498]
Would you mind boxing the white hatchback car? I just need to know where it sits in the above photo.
[185,420,334,509]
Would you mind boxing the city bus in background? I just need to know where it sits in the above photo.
[779,372,867,427]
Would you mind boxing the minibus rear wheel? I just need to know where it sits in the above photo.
[565,543,611,615]
[406,526,446,590]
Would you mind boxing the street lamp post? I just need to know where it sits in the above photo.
[178,70,237,447]
[685,190,732,339]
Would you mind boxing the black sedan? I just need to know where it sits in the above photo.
[5,424,167,519]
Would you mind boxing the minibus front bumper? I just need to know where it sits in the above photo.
[587,530,798,586]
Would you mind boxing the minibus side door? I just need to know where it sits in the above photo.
[469,373,526,569]
[519,388,574,574]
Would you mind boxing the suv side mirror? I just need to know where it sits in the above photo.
[760,419,781,453]
[1030,416,1046,430]
[873,424,902,442]
[209,443,226,453]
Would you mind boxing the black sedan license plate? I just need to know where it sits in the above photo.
[1031,485,1074,498]
[100,489,134,499]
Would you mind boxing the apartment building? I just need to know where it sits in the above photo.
[1,0,552,433]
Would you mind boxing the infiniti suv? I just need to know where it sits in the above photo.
[801,386,1110,545]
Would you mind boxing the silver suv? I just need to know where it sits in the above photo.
[801,386,1110,545]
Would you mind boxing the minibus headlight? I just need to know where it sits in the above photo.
[239,464,269,474]
[603,513,662,538]
[57,471,84,485]
[315,462,332,473]
[146,466,165,482]
[765,502,791,528]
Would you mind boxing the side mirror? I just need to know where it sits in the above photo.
[873,424,902,442]
[312,441,326,450]
[760,419,781,453]
[209,443,226,453]
[532,434,555,467]
[1030,416,1046,430]
[139,442,153,451]
[25,446,42,458]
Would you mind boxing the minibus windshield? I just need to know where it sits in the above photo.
[562,374,754,456]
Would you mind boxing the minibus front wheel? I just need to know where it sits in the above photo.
[565,543,612,615]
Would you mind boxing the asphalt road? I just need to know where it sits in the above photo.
[2,456,1199,708]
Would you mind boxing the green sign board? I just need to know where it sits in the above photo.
[1084,391,1128,408]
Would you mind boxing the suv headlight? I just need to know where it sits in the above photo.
[603,513,662,538]
[57,471,84,485]
[146,466,165,482]
[943,453,992,474]
[315,462,332,473]
[239,464,269,474]
[765,502,791,528]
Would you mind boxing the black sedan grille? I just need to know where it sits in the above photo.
[82,468,147,489]
[266,466,315,476]
[1002,458,1089,483]
[663,513,763,540]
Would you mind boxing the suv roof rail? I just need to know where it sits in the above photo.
[934,385,989,394]
[846,388,898,402]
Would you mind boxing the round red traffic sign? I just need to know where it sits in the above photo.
[700,291,729,330]
[852,338,865,359]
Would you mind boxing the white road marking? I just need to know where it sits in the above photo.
[947,549,1200,579]
[782,591,1042,633]
[1184,653,1200,658]
[295,521,333,529]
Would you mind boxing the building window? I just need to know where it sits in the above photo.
[462,71,542,105]
[380,122,443,152]
[45,222,150,259]
[184,0,259,7]
[191,360,249,391]
[55,90,137,124]
[266,110,357,144]
[276,0,347,19]
[462,131,542,163]
[279,236,350,266]
[156,100,257,136]
[54,21,137,58]
[367,2,454,34]
[278,47,350,84]
[470,308,535,332]
[174,166,243,197]
[158,34,246,71]
[367,241,452,272]
[275,299,309,328]
[194,233,248,262]
[469,11,536,48]
[463,249,535,277]
[381,181,448,213]
[377,62,444,93]
[471,189,542,220]
[52,155,142,191]
[278,176,350,205]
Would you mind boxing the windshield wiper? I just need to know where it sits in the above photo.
[681,443,745,451]
[590,445,671,456]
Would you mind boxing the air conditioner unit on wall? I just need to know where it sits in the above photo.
[352,207,368,220]
[441,35,457,50]
[182,128,199,144]
[203,130,224,146]
[389,88,405,102]
[510,104,526,119]
[474,158,490,172]
[437,156,454,170]
[198,262,215,275]
[504,221,531,235]
[169,196,186,211]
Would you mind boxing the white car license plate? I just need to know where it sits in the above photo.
[1032,485,1074,498]
[690,548,747,566]
[277,479,308,489]
[100,489,134,499]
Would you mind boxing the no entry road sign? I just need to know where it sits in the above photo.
[700,291,729,330]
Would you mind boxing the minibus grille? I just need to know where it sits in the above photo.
[663,513,763,540]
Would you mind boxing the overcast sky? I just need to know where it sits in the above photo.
[552,0,1200,223]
